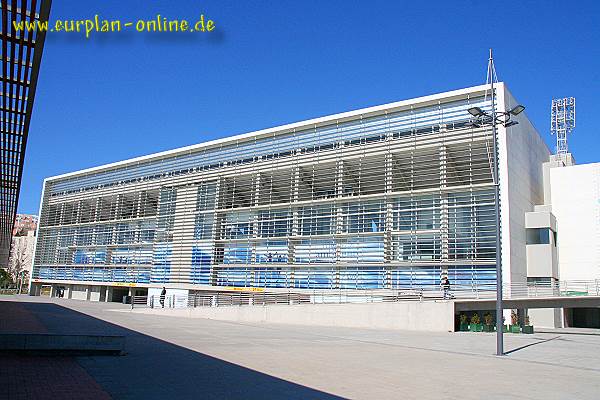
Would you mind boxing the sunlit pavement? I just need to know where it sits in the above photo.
[3,295,599,400]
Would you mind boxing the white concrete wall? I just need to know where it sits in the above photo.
[525,210,557,231]
[550,163,600,280]
[89,286,101,301]
[70,285,88,300]
[529,308,562,329]
[498,84,551,286]
[135,301,456,332]
[526,244,558,278]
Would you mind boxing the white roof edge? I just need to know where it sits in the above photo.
[46,83,502,182]
[552,161,600,170]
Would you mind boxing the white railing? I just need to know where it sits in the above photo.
[132,279,600,310]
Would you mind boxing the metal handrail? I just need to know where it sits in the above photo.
[135,279,600,310]
[131,295,148,309]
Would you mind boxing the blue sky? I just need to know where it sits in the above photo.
[19,0,600,214]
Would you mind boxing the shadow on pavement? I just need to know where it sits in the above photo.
[504,336,560,355]
[8,301,343,400]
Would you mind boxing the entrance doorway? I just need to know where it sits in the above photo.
[110,287,129,303]
[565,308,600,328]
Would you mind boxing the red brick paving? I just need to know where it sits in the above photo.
[0,299,112,399]
[0,300,47,334]
[0,355,112,400]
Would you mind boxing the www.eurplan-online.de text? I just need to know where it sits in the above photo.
[13,14,216,38]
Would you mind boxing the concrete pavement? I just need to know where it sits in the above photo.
[3,295,600,399]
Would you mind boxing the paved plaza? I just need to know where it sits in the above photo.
[1,295,599,399]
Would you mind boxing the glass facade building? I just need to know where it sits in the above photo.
[32,85,511,296]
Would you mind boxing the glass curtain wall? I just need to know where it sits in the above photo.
[33,95,498,290]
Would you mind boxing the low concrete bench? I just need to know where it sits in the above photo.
[0,334,125,355]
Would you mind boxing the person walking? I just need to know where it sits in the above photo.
[441,276,451,299]
[160,286,166,308]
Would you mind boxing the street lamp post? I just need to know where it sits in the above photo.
[468,90,524,357]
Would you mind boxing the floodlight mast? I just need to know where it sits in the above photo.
[550,97,576,159]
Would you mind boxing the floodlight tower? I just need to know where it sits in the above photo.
[551,97,576,158]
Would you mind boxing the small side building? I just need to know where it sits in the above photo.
[527,155,600,328]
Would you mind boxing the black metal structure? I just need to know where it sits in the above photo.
[0,0,51,267]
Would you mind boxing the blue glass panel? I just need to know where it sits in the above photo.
[111,247,152,265]
[447,265,496,289]
[293,268,334,289]
[255,241,288,263]
[137,268,151,284]
[191,246,212,285]
[339,267,385,289]
[224,245,252,264]
[391,266,442,289]
[255,268,289,288]
[73,249,107,265]
[295,240,336,264]
[216,268,250,287]
[151,243,172,283]
[339,237,384,263]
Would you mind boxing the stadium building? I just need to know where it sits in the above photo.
[30,84,556,307]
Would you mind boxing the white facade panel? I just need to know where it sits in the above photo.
[550,163,600,280]
[526,244,558,278]
[70,284,88,300]
[89,286,101,301]
[525,211,556,231]
[498,85,551,285]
